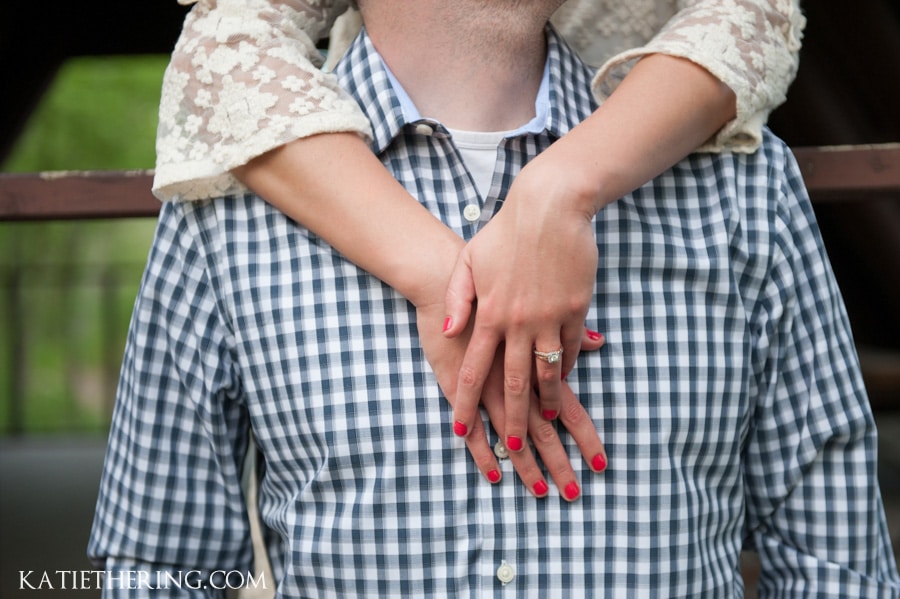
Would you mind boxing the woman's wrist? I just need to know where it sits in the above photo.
[512,139,612,221]
[513,53,737,219]
[396,229,465,310]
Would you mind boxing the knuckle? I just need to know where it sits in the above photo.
[529,420,558,445]
[504,303,528,328]
[568,295,589,316]
[445,284,463,302]
[560,398,588,425]
[509,313,528,329]
[504,374,528,395]
[458,365,479,388]
[537,367,558,384]
[509,456,540,481]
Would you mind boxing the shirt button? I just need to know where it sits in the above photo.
[414,123,434,136]
[463,204,481,222]
[496,561,515,585]
[493,440,509,460]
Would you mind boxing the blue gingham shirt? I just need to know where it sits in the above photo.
[90,28,900,597]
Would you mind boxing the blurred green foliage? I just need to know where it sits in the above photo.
[1,55,167,434]
[4,55,166,172]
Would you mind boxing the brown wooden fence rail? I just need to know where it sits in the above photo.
[0,169,159,220]
[1,145,899,220]
[1,145,899,414]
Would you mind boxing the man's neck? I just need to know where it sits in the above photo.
[360,2,553,132]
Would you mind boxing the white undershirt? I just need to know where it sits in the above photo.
[446,128,511,199]
[381,55,550,200]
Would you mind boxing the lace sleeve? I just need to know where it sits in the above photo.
[154,0,372,201]
[557,0,805,153]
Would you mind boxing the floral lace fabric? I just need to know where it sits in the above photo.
[155,0,805,201]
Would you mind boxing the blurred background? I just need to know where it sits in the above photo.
[1,1,898,597]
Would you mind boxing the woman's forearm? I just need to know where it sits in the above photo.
[232,132,464,308]
[231,53,734,304]
[532,53,737,218]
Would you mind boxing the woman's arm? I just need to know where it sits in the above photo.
[233,133,608,498]
[154,0,368,201]
[233,134,461,310]
[158,0,606,498]
[556,0,804,152]
[445,52,738,448]
[445,0,806,446]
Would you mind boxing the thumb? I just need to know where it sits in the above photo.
[443,252,476,338]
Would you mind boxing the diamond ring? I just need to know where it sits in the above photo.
[533,347,564,364]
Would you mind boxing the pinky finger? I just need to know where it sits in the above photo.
[462,415,503,484]
[558,383,607,473]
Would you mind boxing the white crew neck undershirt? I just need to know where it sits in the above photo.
[445,128,512,199]
[379,55,551,201]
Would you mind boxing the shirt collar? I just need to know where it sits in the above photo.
[334,25,597,155]
[381,52,552,139]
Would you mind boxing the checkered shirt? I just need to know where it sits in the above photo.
[89,27,900,597]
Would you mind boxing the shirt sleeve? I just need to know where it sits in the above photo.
[153,0,373,201]
[741,145,900,594]
[591,0,805,154]
[87,201,254,597]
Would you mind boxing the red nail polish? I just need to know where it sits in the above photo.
[592,454,607,472]
[587,329,603,341]
[542,409,557,421]
[506,435,523,452]
[487,469,501,483]
[564,481,580,501]
[453,421,468,437]
[533,480,549,496]
[442,316,452,332]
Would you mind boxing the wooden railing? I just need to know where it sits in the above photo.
[1,145,898,220]
[792,144,900,200]
[0,169,158,220]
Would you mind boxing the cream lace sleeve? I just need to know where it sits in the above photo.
[153,0,372,201]
[555,0,805,153]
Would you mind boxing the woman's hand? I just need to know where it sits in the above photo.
[443,156,601,456]
[442,54,737,452]
[416,300,607,499]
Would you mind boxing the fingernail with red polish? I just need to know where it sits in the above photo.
[592,453,607,472]
[506,435,523,452]
[533,480,549,496]
[587,329,603,341]
[542,409,558,421]
[564,481,580,501]
[453,421,468,437]
[442,316,453,332]
[487,469,501,483]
